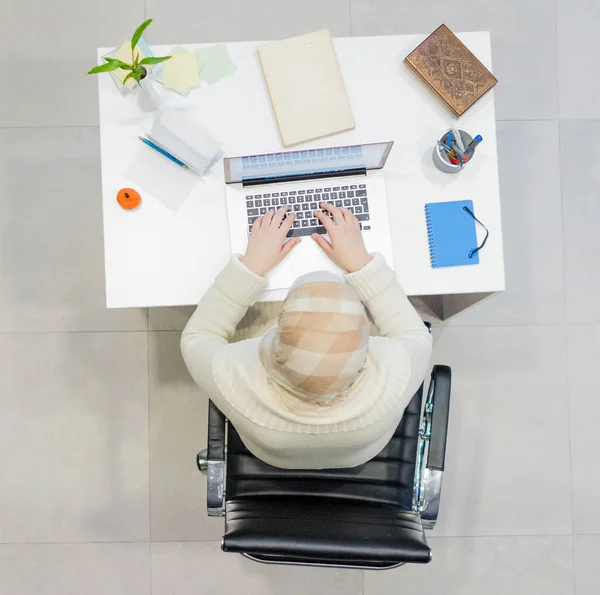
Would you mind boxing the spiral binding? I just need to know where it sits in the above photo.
[425,203,489,268]
[425,205,437,268]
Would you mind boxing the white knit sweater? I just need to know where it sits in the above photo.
[181,253,432,469]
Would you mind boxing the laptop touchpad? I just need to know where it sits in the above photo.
[284,237,342,280]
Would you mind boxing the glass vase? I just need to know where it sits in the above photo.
[136,75,161,112]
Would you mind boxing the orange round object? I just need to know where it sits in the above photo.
[117,188,141,211]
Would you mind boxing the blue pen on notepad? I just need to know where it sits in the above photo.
[138,136,186,167]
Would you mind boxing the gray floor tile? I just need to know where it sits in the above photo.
[557,0,600,119]
[567,326,600,534]
[0,128,147,332]
[147,0,351,44]
[444,120,564,326]
[430,326,572,536]
[574,535,600,595]
[560,120,600,324]
[0,332,149,543]
[351,0,558,120]
[149,332,223,541]
[0,543,150,595]
[365,536,574,595]
[151,542,362,595]
[149,307,195,331]
[0,0,144,127]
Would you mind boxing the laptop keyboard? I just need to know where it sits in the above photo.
[245,183,372,237]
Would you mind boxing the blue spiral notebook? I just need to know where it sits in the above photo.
[425,200,480,268]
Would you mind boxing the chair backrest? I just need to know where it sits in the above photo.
[225,383,424,509]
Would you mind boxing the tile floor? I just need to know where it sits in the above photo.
[0,0,597,593]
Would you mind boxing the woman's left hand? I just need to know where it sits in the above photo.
[240,206,301,277]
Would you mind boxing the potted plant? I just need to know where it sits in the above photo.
[88,19,171,111]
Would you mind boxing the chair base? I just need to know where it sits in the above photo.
[241,552,408,570]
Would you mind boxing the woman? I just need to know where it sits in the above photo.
[181,203,432,469]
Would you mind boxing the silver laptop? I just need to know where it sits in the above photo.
[224,141,395,291]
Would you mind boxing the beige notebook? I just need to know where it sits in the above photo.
[258,30,355,147]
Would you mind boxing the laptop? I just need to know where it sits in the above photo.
[224,141,396,290]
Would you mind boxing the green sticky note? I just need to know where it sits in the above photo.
[195,44,237,85]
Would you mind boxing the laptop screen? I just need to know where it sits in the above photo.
[224,141,393,184]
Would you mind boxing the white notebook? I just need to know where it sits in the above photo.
[149,112,221,176]
[258,30,355,147]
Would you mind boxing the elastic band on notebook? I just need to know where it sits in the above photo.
[463,206,489,259]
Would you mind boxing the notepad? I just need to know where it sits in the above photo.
[425,200,480,268]
[163,53,200,90]
[258,30,355,147]
[149,112,222,176]
[110,41,146,89]
[195,44,237,85]
[126,148,200,211]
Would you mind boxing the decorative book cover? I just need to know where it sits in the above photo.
[405,24,497,116]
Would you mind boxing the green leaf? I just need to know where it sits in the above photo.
[123,71,138,86]
[131,18,153,51]
[87,62,122,74]
[103,57,134,71]
[138,55,172,65]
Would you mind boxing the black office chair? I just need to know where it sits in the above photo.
[197,364,451,570]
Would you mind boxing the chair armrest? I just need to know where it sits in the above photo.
[208,400,226,461]
[426,365,451,471]
[197,400,227,517]
[413,365,452,528]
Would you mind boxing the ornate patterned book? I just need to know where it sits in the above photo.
[405,24,497,117]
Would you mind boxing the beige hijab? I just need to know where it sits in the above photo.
[259,271,370,411]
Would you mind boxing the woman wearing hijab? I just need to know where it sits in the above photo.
[181,203,432,469]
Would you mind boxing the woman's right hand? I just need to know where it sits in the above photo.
[312,203,372,273]
[240,206,301,276]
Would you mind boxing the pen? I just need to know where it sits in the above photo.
[465,134,483,157]
[438,142,461,166]
[437,142,455,159]
[451,127,465,152]
[138,136,186,167]
[437,141,452,154]
[450,139,466,164]
[445,130,454,148]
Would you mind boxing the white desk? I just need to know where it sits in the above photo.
[97,33,504,318]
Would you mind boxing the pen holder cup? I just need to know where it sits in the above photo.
[432,129,473,174]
